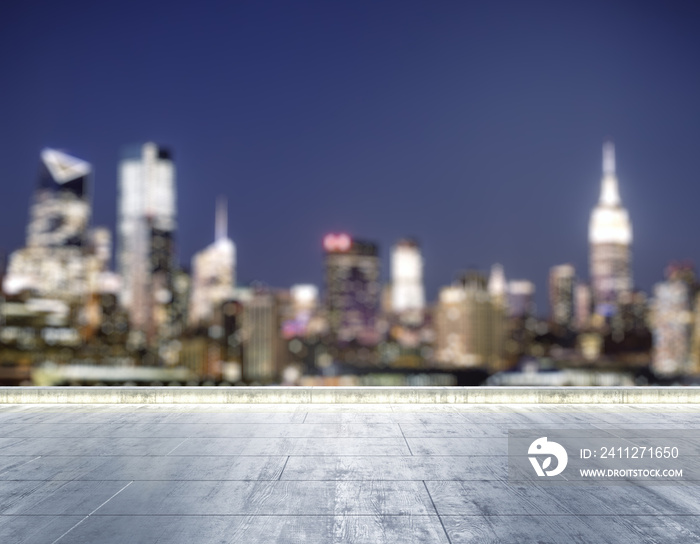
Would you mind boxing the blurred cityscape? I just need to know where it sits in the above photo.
[0,141,697,387]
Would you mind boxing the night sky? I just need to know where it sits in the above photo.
[2,1,699,313]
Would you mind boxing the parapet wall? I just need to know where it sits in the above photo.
[1,386,699,404]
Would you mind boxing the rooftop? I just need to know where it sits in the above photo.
[1,388,699,543]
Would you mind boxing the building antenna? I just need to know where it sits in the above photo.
[603,140,615,176]
[215,195,228,241]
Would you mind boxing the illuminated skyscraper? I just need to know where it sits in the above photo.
[652,280,691,376]
[3,149,104,299]
[323,233,381,344]
[487,263,507,308]
[549,264,575,330]
[390,239,425,319]
[589,141,633,316]
[507,280,535,319]
[574,282,592,330]
[188,198,236,326]
[282,284,319,338]
[242,289,282,383]
[434,272,506,371]
[117,142,176,345]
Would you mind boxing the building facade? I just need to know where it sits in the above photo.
[390,239,425,317]
[241,289,283,383]
[434,272,506,371]
[117,142,177,347]
[323,234,381,345]
[507,280,535,319]
[549,264,575,331]
[652,280,691,376]
[188,198,236,327]
[3,149,104,300]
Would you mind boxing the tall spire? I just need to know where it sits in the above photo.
[599,141,620,207]
[602,140,615,176]
[215,195,228,241]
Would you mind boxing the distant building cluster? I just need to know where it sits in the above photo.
[1,141,699,386]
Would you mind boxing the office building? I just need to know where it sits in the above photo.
[507,280,535,319]
[434,272,506,371]
[652,280,691,376]
[3,149,104,300]
[282,284,319,338]
[117,142,176,346]
[390,239,425,315]
[575,283,592,330]
[549,264,575,330]
[323,233,381,344]
[242,289,282,383]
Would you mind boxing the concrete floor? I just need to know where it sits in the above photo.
[1,402,700,543]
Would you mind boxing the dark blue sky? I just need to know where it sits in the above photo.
[1,0,699,313]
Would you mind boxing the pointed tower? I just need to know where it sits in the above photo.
[188,197,236,326]
[588,141,633,316]
[487,263,507,308]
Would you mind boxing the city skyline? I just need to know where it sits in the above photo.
[2,1,699,311]
[0,138,694,315]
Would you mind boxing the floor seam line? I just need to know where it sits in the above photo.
[49,480,134,544]
[0,456,41,476]
[165,438,189,456]
[278,456,290,480]
[423,480,453,544]
[398,423,413,456]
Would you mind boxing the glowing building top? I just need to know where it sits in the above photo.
[589,141,632,245]
[588,141,633,313]
[27,148,92,249]
[40,148,92,186]
[391,239,425,313]
[487,263,507,306]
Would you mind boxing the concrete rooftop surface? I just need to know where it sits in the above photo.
[1,397,700,543]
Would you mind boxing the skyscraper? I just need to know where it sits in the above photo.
[28,149,91,249]
[117,142,176,346]
[434,272,506,371]
[323,233,381,344]
[589,141,633,316]
[574,282,592,330]
[188,197,236,326]
[487,263,507,308]
[652,280,691,376]
[283,284,319,338]
[3,149,103,299]
[242,288,283,384]
[507,280,535,319]
[390,239,425,319]
[549,264,575,330]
